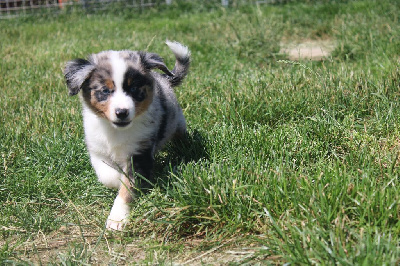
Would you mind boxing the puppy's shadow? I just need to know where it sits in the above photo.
[152,129,209,187]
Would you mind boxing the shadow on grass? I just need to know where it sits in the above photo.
[137,129,209,191]
[166,129,209,164]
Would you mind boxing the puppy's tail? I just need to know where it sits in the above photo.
[166,40,190,87]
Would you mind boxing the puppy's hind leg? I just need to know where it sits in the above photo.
[174,109,187,139]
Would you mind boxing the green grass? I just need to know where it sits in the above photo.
[1,0,399,264]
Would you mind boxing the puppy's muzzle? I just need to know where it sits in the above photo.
[115,108,129,119]
[113,108,131,127]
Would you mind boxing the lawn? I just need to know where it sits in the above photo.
[1,0,399,264]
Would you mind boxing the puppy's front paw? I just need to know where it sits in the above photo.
[106,218,126,231]
[106,195,130,231]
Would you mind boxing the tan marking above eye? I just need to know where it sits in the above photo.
[127,78,132,87]
[105,79,115,89]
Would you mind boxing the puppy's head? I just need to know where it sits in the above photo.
[64,50,173,129]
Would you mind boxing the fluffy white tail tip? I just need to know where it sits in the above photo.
[166,40,190,59]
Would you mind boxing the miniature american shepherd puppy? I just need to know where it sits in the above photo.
[64,41,190,230]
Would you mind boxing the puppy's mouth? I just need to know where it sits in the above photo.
[112,121,131,128]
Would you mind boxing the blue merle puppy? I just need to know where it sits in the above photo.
[64,41,190,230]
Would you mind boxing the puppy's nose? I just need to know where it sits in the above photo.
[115,108,129,119]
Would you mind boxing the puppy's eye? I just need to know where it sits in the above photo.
[102,87,111,95]
[128,86,138,94]
[129,86,146,102]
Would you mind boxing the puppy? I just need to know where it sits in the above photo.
[64,41,190,230]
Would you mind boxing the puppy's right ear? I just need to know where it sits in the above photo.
[64,59,95,96]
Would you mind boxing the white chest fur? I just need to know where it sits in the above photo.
[82,105,155,164]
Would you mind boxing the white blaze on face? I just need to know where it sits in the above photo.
[108,52,135,123]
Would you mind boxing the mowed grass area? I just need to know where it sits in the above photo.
[1,0,399,264]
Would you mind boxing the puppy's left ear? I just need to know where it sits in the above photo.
[139,52,174,77]
[64,59,95,96]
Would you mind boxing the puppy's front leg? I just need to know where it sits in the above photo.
[106,174,133,231]
[106,150,154,231]
[131,149,154,191]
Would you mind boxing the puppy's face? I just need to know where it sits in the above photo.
[83,51,154,129]
[65,50,174,129]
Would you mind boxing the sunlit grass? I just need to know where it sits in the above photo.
[1,0,399,264]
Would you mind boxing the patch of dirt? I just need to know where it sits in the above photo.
[2,225,278,265]
[1,224,146,264]
[1,201,274,265]
[280,40,336,60]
